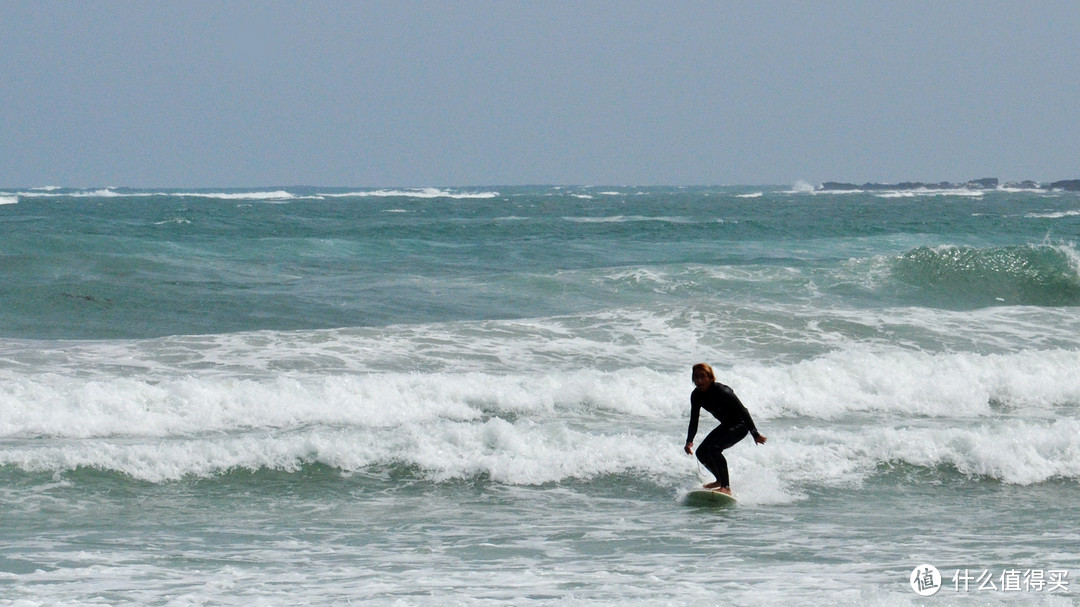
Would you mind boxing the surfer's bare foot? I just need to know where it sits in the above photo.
[703,481,723,489]
[714,487,732,496]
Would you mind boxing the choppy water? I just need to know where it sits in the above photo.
[1,185,1079,605]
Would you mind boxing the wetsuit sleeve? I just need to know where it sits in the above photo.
[686,397,700,444]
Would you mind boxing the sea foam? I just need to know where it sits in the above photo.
[323,188,500,199]
[2,341,1078,490]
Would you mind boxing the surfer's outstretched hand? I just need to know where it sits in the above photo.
[753,434,767,445]
[684,441,693,455]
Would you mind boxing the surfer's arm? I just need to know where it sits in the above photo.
[685,402,700,453]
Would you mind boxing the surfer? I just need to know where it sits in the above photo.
[683,363,766,495]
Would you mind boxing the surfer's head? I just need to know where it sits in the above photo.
[692,363,715,389]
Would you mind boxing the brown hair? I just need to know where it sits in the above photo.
[692,362,715,383]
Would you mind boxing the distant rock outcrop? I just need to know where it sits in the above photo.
[1048,180,1080,191]
[965,178,998,189]
[816,177,1080,192]
[1004,180,1041,189]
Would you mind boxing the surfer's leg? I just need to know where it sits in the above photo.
[696,427,729,486]
[697,425,748,488]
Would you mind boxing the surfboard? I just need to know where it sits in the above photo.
[685,488,737,506]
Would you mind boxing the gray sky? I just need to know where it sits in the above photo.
[2,1,1078,187]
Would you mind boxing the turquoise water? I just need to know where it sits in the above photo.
[1,185,1079,604]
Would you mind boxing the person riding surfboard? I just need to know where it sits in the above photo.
[683,363,767,495]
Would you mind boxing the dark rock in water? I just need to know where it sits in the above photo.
[819,182,862,191]
[1048,179,1080,191]
[894,182,927,190]
[816,177,1079,193]
[966,178,999,189]
[1004,180,1041,189]
[819,179,995,191]
[60,292,113,304]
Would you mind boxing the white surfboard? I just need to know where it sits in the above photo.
[685,488,737,506]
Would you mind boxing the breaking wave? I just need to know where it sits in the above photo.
[2,340,1078,494]
[890,243,1080,307]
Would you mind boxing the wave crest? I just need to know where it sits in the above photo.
[891,243,1080,307]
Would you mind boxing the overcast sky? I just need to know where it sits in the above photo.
[2,1,1078,187]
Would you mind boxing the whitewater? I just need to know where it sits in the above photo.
[1,185,1078,605]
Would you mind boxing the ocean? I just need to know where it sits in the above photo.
[1,184,1078,605]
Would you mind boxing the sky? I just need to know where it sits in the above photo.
[2,1,1078,187]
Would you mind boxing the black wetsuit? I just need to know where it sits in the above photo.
[686,382,760,488]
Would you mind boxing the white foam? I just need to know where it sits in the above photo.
[741,346,1080,420]
[762,418,1080,487]
[7,391,1074,493]
[875,188,985,198]
[89,188,124,197]
[11,187,514,202]
[1026,209,1080,219]
[0,414,690,485]
[2,337,1079,490]
[406,418,687,485]
[323,188,500,199]
[810,188,865,194]
[12,188,301,201]
[0,372,491,439]
[2,297,1078,490]
[561,215,694,224]
[180,190,296,200]
[12,187,130,198]
[810,186,989,198]
[0,195,17,205]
